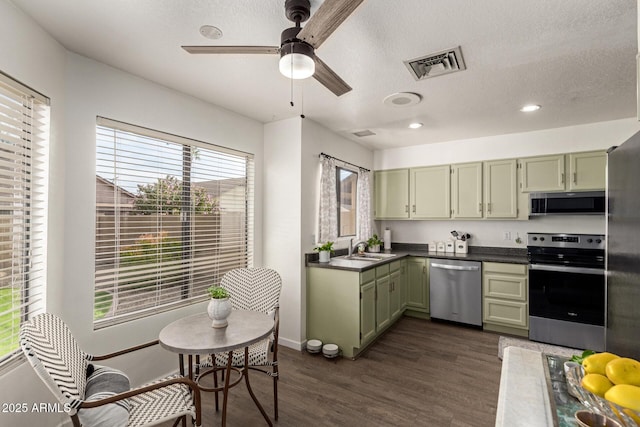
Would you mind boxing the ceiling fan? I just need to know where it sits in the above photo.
[181,0,366,97]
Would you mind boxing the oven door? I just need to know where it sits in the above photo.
[529,264,605,326]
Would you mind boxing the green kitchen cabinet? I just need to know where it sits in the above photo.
[405,257,429,317]
[374,169,410,219]
[484,159,518,218]
[389,264,402,320]
[451,162,483,219]
[568,151,606,191]
[519,154,565,192]
[375,274,391,331]
[411,165,451,219]
[399,259,408,310]
[482,262,529,337]
[360,279,376,346]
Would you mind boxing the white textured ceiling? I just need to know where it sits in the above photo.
[10,0,638,150]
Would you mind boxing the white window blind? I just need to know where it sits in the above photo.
[95,117,254,328]
[0,72,49,368]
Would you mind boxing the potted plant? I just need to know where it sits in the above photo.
[367,234,383,253]
[314,241,334,263]
[206,285,232,328]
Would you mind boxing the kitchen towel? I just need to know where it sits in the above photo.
[384,228,391,250]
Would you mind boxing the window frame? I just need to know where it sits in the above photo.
[94,117,254,328]
[336,166,358,238]
[0,71,49,371]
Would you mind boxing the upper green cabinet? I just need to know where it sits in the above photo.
[451,162,483,219]
[411,165,451,219]
[484,159,518,218]
[374,169,409,219]
[519,154,565,192]
[519,151,606,193]
[568,151,606,191]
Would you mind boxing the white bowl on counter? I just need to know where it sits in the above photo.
[307,339,322,353]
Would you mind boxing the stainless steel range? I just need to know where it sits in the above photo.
[527,232,605,351]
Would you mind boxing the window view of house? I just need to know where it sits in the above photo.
[0,76,49,366]
[337,167,357,237]
[94,118,254,327]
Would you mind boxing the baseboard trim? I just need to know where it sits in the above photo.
[278,336,303,351]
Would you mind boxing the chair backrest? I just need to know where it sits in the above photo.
[20,313,90,412]
[220,268,282,314]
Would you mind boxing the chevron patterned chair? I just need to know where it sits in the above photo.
[20,312,202,427]
[203,267,282,420]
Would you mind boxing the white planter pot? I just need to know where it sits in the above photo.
[369,245,381,253]
[207,297,232,328]
[318,251,331,263]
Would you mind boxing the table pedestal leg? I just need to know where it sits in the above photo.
[243,346,273,426]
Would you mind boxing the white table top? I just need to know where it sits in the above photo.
[495,346,555,427]
[159,310,274,355]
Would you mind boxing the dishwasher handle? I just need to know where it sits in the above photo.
[431,262,480,271]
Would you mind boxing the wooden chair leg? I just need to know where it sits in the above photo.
[273,375,278,420]
[212,355,219,412]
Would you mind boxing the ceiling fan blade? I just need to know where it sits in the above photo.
[297,0,366,49]
[313,56,352,97]
[182,46,280,54]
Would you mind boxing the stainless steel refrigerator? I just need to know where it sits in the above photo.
[606,130,640,360]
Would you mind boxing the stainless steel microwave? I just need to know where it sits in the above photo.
[529,191,606,216]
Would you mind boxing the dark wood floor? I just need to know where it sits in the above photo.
[162,316,503,427]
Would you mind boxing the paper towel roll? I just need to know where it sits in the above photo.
[384,228,391,250]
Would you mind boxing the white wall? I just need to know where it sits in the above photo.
[0,2,264,425]
[375,118,640,248]
[263,117,303,349]
[263,117,374,349]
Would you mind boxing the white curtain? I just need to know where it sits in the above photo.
[357,168,372,241]
[318,156,338,243]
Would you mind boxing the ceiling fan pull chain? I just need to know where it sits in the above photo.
[300,84,305,118]
[290,52,295,107]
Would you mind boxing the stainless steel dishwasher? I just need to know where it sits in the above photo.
[429,259,482,326]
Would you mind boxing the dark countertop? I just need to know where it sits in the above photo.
[305,243,528,272]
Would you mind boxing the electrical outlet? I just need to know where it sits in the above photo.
[503,231,511,241]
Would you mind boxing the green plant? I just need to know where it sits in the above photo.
[207,285,230,299]
[367,234,383,246]
[314,241,334,253]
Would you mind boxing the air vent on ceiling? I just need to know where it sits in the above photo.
[404,46,466,81]
[352,130,376,137]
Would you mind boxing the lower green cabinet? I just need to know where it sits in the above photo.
[307,258,409,358]
[405,257,429,317]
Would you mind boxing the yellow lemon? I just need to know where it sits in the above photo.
[605,358,640,386]
[581,373,614,397]
[583,352,620,375]
[604,384,640,412]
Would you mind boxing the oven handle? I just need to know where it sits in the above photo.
[431,262,480,271]
[529,263,604,275]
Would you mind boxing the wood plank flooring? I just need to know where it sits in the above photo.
[160,316,503,427]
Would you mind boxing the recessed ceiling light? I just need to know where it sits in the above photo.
[520,104,541,112]
[408,122,423,129]
[199,25,223,40]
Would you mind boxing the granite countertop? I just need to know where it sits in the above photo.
[305,243,528,272]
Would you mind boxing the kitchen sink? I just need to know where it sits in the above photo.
[341,253,397,260]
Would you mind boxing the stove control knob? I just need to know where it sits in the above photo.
[587,238,593,243]
[532,236,538,241]
[596,239,602,244]
[539,237,545,241]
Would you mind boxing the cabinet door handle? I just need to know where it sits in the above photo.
[479,202,482,213]
[487,202,492,213]
[561,172,565,184]
[405,205,409,213]
[573,172,577,184]
[412,204,416,213]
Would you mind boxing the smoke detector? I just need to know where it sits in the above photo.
[404,46,466,81]
[383,92,422,107]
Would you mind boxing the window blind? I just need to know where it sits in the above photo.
[95,117,254,328]
[0,72,49,368]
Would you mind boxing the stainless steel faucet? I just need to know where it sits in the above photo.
[348,238,368,256]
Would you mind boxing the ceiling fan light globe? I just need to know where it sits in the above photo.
[279,53,315,79]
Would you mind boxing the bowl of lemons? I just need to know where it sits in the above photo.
[566,351,640,427]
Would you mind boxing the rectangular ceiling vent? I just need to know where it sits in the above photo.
[352,130,376,137]
[404,46,466,81]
